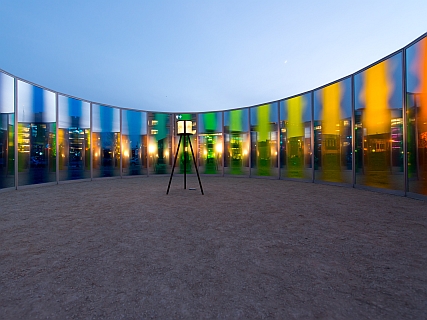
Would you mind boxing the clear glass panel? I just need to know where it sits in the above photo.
[354,53,404,190]
[17,81,56,185]
[406,36,427,195]
[148,112,172,174]
[121,110,147,176]
[313,78,352,183]
[0,72,15,188]
[58,96,91,180]
[280,93,312,180]
[224,108,250,175]
[198,112,223,174]
[92,104,120,178]
[250,103,279,176]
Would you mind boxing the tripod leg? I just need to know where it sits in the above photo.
[166,135,182,194]
[188,138,204,195]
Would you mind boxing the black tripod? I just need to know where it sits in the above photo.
[166,133,204,195]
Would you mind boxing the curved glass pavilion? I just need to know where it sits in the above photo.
[1,33,426,200]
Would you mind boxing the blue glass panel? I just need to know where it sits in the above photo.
[0,72,15,189]
[17,80,56,186]
[92,104,120,178]
[58,96,91,181]
[122,110,147,176]
[406,36,427,195]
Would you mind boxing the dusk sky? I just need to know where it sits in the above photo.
[0,0,426,112]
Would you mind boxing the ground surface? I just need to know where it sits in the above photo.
[1,176,426,319]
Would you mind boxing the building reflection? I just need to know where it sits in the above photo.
[148,113,171,174]
[0,113,14,188]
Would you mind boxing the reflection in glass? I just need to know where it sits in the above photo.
[173,113,196,174]
[355,54,404,190]
[92,104,120,177]
[17,81,56,186]
[198,112,223,174]
[58,96,91,180]
[280,94,312,179]
[407,36,427,195]
[0,72,15,188]
[314,79,352,183]
[224,108,249,175]
[250,103,278,176]
[122,110,147,176]
[148,113,171,174]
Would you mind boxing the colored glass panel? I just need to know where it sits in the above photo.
[354,53,404,191]
[280,94,312,179]
[17,81,56,185]
[224,108,249,175]
[92,104,121,178]
[148,112,171,174]
[0,72,15,188]
[314,78,352,183]
[122,110,147,176]
[58,96,91,181]
[174,113,197,174]
[250,103,278,176]
[406,36,427,195]
[198,112,223,174]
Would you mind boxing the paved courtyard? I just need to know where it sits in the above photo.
[1,176,426,319]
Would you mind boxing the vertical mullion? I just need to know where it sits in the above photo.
[120,109,123,178]
[402,49,408,195]
[277,102,280,179]
[90,103,93,181]
[222,111,225,177]
[196,114,199,171]
[248,109,251,178]
[311,91,315,183]
[171,114,174,176]
[14,78,18,189]
[351,75,356,187]
[55,93,59,184]
[147,114,150,177]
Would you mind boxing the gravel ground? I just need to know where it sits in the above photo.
[1,175,426,319]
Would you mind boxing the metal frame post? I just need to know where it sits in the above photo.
[55,93,59,184]
[14,78,18,189]
[120,109,123,178]
[351,75,356,187]
[147,113,151,176]
[402,49,408,195]
[248,108,252,177]
[90,103,93,181]
[311,91,315,182]
[277,101,281,179]
[222,111,225,177]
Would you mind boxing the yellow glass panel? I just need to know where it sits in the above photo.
[362,60,392,188]
[321,82,342,182]
[322,82,341,135]
[287,96,304,138]
[257,104,270,141]
[363,61,392,135]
